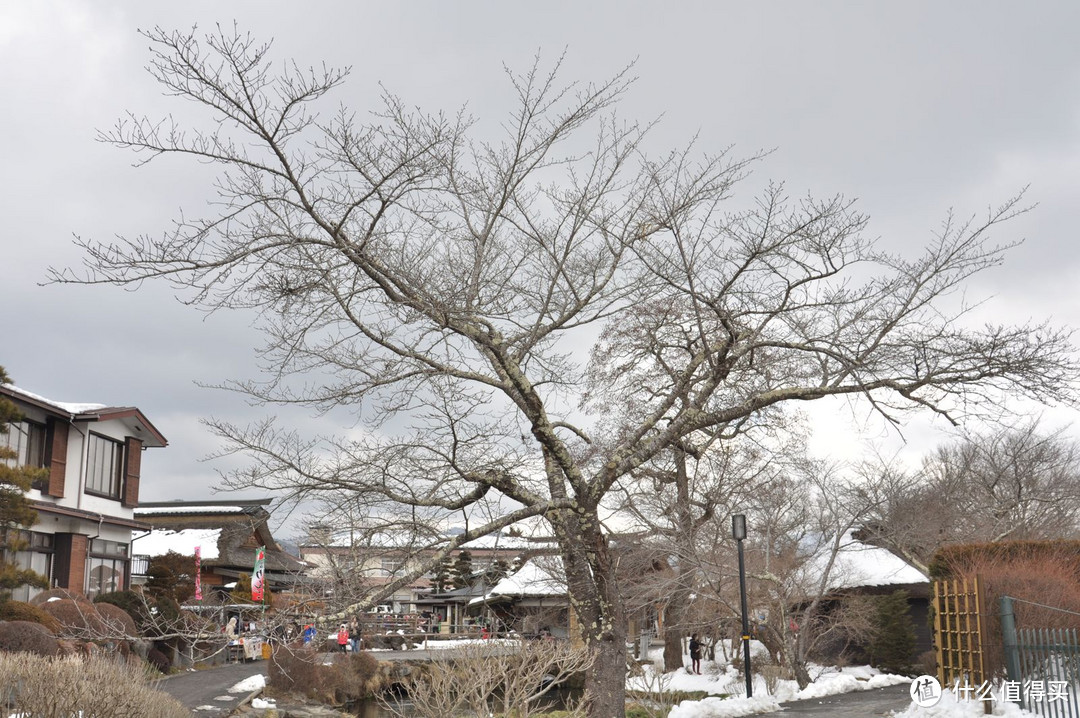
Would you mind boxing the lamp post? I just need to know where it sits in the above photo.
[733,513,752,698]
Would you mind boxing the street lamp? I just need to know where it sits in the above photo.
[732,514,752,698]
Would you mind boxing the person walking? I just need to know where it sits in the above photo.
[337,623,350,653]
[348,617,361,654]
[689,634,702,675]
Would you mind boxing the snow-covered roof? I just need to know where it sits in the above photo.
[470,556,566,605]
[1,384,108,415]
[135,505,249,516]
[461,534,539,551]
[806,531,927,592]
[0,384,168,446]
[133,528,221,560]
[309,528,543,552]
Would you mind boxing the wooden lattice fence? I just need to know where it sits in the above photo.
[933,575,988,689]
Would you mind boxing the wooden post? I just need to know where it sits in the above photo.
[933,580,945,686]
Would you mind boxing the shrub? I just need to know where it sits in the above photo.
[0,620,61,656]
[146,646,171,674]
[0,652,188,717]
[94,590,145,619]
[28,588,89,607]
[931,539,1080,678]
[39,599,106,637]
[868,590,916,674]
[270,645,382,705]
[94,602,138,637]
[94,591,188,637]
[0,600,62,633]
[325,651,382,703]
[270,644,324,697]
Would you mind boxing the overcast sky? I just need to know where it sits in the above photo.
[3,2,1080,536]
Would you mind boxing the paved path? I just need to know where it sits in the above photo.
[157,660,267,714]
[764,683,911,716]
[153,649,476,714]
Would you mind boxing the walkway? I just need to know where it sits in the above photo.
[764,683,911,716]
[157,660,267,713]
[153,647,483,713]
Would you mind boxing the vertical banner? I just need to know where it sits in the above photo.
[194,546,202,601]
[251,546,266,602]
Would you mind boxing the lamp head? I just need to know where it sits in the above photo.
[732,514,747,540]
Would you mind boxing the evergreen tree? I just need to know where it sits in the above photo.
[451,550,473,590]
[0,366,49,599]
[431,554,453,593]
[869,590,917,673]
[486,558,511,584]
[146,551,197,603]
[229,572,274,607]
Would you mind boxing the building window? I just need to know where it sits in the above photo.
[380,558,404,577]
[85,433,123,499]
[3,531,54,603]
[1,420,47,490]
[85,538,128,598]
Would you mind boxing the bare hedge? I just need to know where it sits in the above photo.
[39,599,107,636]
[0,653,188,718]
[94,602,138,637]
[0,600,63,633]
[0,620,61,656]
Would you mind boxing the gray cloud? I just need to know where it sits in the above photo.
[3,1,1079,535]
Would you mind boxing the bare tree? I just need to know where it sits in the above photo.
[382,641,594,718]
[52,26,1078,716]
[857,420,1080,571]
[702,461,883,688]
[612,424,803,672]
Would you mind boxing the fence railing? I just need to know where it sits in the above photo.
[1002,595,1080,717]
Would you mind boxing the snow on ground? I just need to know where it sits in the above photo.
[668,694,781,718]
[634,650,911,718]
[419,637,520,650]
[228,674,266,693]
[365,637,521,651]
[892,689,1040,717]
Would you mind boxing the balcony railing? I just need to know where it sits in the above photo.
[130,554,150,577]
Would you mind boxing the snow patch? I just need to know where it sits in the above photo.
[227,674,266,693]
[892,688,1040,717]
[668,694,781,717]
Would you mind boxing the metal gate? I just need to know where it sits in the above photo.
[1002,596,1080,717]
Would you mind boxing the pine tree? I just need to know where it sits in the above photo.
[146,551,197,603]
[869,589,917,673]
[432,555,453,593]
[486,558,510,584]
[451,550,473,590]
[0,366,49,599]
[229,572,273,607]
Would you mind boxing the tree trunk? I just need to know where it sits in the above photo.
[555,508,628,718]
[584,627,628,717]
[662,584,690,672]
[663,447,695,673]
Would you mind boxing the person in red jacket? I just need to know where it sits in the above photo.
[337,623,349,653]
